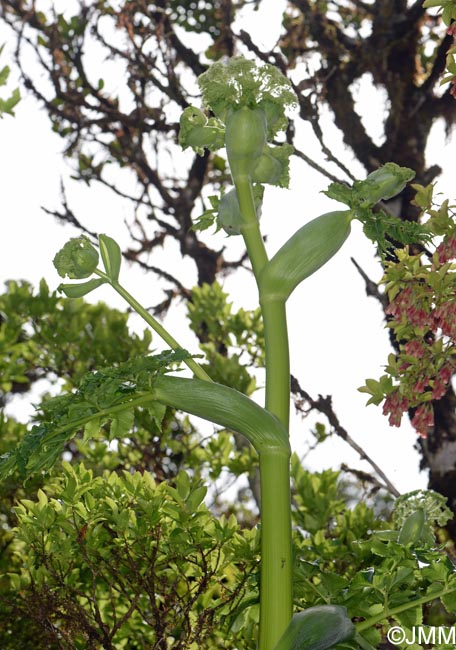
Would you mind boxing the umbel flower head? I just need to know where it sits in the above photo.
[53,236,99,279]
[179,56,297,187]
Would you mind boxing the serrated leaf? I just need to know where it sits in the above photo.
[109,408,134,439]
[322,181,353,206]
[147,401,166,429]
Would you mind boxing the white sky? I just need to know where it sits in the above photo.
[1,1,455,495]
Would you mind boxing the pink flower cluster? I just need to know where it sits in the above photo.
[383,390,409,428]
[386,284,431,329]
[436,235,456,264]
[382,232,456,437]
[411,404,434,438]
[434,300,456,340]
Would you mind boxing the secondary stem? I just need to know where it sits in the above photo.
[96,272,212,383]
[356,585,456,633]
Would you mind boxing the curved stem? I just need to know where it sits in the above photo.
[356,585,456,633]
[95,270,212,382]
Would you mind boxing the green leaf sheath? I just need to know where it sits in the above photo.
[274,605,355,650]
[58,278,108,298]
[153,375,290,454]
[259,211,352,302]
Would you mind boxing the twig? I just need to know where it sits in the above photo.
[291,375,401,497]
[350,257,388,309]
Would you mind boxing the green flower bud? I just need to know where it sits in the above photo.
[225,107,267,178]
[53,236,99,279]
[218,188,243,236]
[217,186,263,236]
[356,162,415,205]
[251,151,282,184]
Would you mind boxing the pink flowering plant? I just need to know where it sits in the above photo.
[360,184,456,437]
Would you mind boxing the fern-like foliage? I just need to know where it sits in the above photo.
[324,163,432,257]
[356,207,432,256]
[0,350,192,480]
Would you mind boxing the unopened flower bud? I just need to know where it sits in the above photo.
[225,107,267,178]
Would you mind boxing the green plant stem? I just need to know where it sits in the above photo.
[95,271,212,382]
[234,174,268,279]
[259,449,293,650]
[260,297,290,426]
[355,632,378,650]
[233,174,293,649]
[356,585,456,633]
[259,297,292,649]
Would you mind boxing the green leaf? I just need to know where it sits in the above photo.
[0,63,10,86]
[423,0,445,7]
[441,588,456,614]
[322,181,353,206]
[98,234,122,282]
[109,408,134,439]
[274,605,355,650]
[58,278,107,298]
[0,87,20,117]
[0,350,192,480]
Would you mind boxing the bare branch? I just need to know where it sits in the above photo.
[291,375,400,497]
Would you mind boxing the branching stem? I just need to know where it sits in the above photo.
[95,270,212,382]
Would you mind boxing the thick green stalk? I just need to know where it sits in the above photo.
[259,449,293,650]
[234,174,293,649]
[259,296,292,648]
[261,297,290,426]
[234,174,268,278]
[95,271,212,382]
